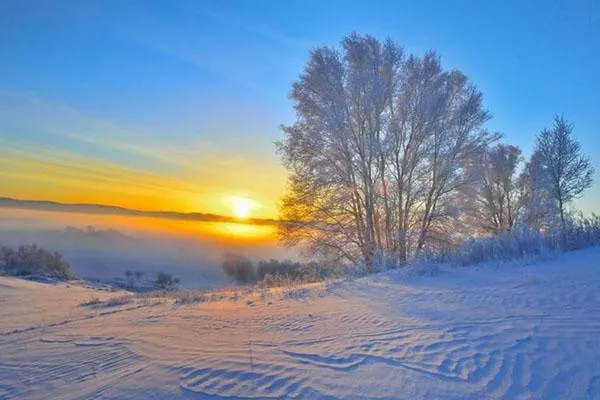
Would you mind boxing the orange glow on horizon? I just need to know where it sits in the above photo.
[0,207,278,242]
[1,147,286,220]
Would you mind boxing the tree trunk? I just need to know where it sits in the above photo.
[559,197,565,231]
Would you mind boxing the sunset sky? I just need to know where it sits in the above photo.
[1,0,599,219]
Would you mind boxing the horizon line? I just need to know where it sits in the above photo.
[0,197,280,226]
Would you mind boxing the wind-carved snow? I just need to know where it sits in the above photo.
[1,247,600,399]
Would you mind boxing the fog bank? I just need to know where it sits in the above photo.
[0,208,294,288]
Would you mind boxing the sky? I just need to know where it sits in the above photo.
[1,0,599,219]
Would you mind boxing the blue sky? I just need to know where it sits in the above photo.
[1,0,599,216]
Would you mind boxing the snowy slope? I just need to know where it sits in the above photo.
[1,247,600,399]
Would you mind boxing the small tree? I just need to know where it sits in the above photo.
[124,270,134,287]
[153,271,180,291]
[134,270,145,284]
[221,253,255,283]
[534,116,594,229]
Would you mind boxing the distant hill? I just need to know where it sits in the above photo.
[0,197,278,225]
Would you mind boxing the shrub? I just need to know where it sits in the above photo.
[560,213,600,251]
[79,295,132,308]
[256,259,298,280]
[0,244,74,280]
[451,215,600,267]
[222,253,255,283]
[104,295,133,307]
[122,269,147,289]
[152,271,180,291]
[80,297,102,307]
[256,259,328,287]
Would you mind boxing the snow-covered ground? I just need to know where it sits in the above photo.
[1,247,600,399]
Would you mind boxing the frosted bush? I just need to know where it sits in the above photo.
[409,252,441,276]
[451,216,599,267]
[0,244,74,280]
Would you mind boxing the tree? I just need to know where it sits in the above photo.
[278,33,495,270]
[134,270,145,281]
[221,253,255,283]
[153,271,180,290]
[533,116,594,229]
[124,270,134,287]
[469,144,522,234]
[517,151,557,230]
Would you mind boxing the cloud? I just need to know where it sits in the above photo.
[0,89,218,172]
[82,2,311,97]
[193,6,316,50]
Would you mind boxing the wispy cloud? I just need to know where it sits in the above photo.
[193,6,316,50]
[85,2,312,96]
[98,4,269,95]
[0,89,213,172]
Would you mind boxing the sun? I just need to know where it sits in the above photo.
[230,196,256,219]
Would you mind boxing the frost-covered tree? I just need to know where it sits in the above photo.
[0,244,73,279]
[517,151,557,230]
[533,116,593,229]
[278,33,494,270]
[472,144,522,234]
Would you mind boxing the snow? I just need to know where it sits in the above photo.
[1,247,600,399]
